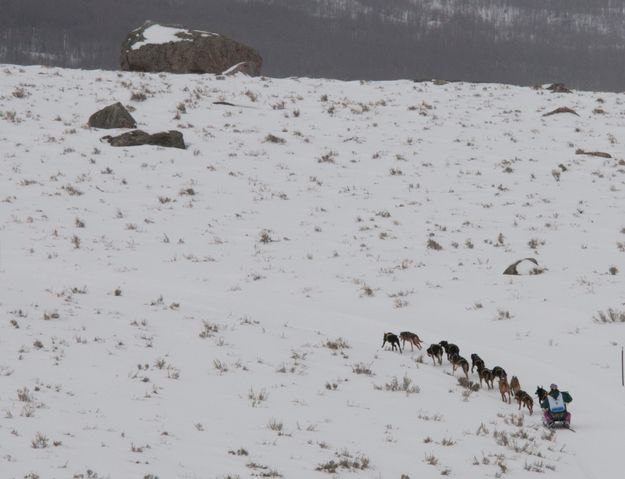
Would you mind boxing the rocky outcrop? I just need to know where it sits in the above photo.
[102,130,185,149]
[88,102,137,129]
[120,21,262,76]
[503,258,544,275]
[547,83,572,93]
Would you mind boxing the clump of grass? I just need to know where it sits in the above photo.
[213,359,229,374]
[264,134,286,144]
[130,91,147,102]
[495,309,513,321]
[381,374,420,395]
[457,377,480,391]
[351,362,374,376]
[325,338,350,350]
[31,432,48,448]
[267,419,283,432]
[493,430,510,447]
[418,412,443,421]
[360,284,374,297]
[17,387,32,402]
[179,187,195,196]
[316,450,370,473]
[63,184,83,196]
[318,151,337,163]
[199,321,219,338]
[476,423,489,436]
[594,308,625,323]
[248,387,269,407]
[228,448,249,456]
[259,229,273,244]
[426,238,443,250]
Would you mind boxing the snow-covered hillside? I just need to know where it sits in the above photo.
[1,65,624,478]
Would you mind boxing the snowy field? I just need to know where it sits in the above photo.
[1,64,624,478]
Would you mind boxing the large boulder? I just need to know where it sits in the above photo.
[102,130,185,149]
[88,102,137,129]
[120,21,262,76]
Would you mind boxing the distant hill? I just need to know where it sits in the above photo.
[2,0,625,90]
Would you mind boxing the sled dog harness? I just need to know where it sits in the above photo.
[547,393,566,413]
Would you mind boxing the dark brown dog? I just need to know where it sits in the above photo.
[426,344,444,365]
[491,366,507,380]
[515,390,534,415]
[470,353,484,373]
[477,364,494,389]
[382,332,402,353]
[439,341,460,362]
[535,386,548,403]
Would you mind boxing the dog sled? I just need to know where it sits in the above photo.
[543,412,575,432]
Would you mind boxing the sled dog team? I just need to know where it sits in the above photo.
[382,332,573,426]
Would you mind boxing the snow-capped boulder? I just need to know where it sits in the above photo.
[120,21,262,76]
[101,130,185,149]
[88,102,137,129]
[503,258,544,275]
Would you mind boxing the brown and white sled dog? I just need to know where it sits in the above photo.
[399,331,423,351]
[450,353,469,379]
[498,375,512,403]
[510,376,521,395]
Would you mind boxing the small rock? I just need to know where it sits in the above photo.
[88,102,137,129]
[102,130,185,149]
[503,258,544,275]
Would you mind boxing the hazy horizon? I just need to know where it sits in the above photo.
[2,0,625,90]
